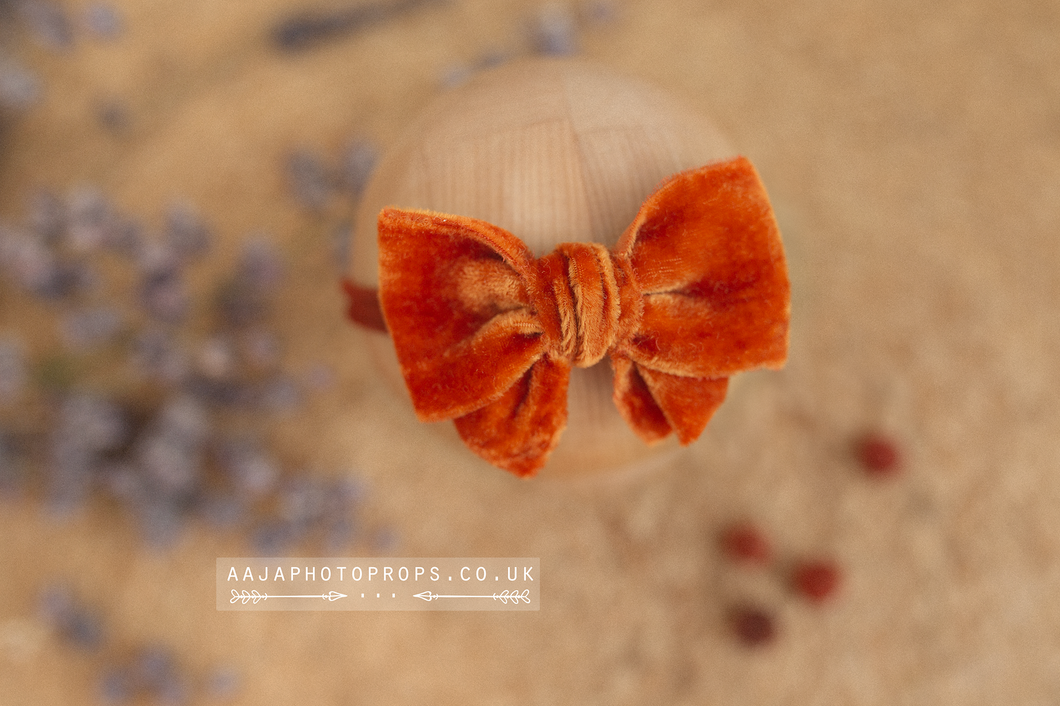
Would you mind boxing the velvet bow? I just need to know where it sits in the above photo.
[348,156,790,477]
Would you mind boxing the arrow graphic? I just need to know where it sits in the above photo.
[413,589,531,605]
[230,589,348,605]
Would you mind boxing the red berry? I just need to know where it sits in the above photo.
[791,559,841,603]
[728,604,777,646]
[719,522,772,565]
[856,432,902,476]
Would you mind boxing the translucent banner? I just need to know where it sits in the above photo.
[217,558,539,611]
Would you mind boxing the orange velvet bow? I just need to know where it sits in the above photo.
[345,156,790,477]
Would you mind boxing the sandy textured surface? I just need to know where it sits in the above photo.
[2,0,1059,704]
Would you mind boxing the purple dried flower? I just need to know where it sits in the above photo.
[136,497,187,548]
[239,329,281,370]
[319,476,364,549]
[36,584,103,648]
[4,225,98,296]
[322,517,355,551]
[474,49,511,71]
[64,608,105,649]
[214,278,265,328]
[135,238,180,275]
[132,645,177,692]
[330,220,352,272]
[0,336,27,401]
[236,235,284,292]
[304,362,335,391]
[259,375,301,412]
[214,236,284,326]
[156,672,190,705]
[322,475,364,515]
[3,230,57,293]
[18,0,74,50]
[157,394,210,442]
[98,666,135,704]
[195,336,236,380]
[98,460,146,504]
[205,666,241,699]
[27,189,65,244]
[251,519,295,554]
[278,476,327,528]
[339,138,378,198]
[580,0,618,26]
[139,263,190,323]
[370,525,399,553]
[97,99,131,134]
[130,327,190,384]
[164,201,211,261]
[286,149,333,211]
[105,216,144,256]
[135,394,211,497]
[215,437,278,497]
[37,584,76,626]
[0,60,42,110]
[60,306,123,350]
[66,186,114,253]
[47,258,100,299]
[57,393,128,451]
[138,432,199,495]
[83,3,123,40]
[439,64,472,89]
[135,396,210,494]
[196,492,246,528]
[185,376,256,409]
[529,3,579,56]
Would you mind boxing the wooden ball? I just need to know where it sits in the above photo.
[350,59,736,478]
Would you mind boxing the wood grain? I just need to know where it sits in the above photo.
[351,59,737,476]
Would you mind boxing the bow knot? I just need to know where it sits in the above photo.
[534,243,642,367]
[351,156,790,477]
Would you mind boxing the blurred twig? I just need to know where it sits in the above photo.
[271,0,445,52]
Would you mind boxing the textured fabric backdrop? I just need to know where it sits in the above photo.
[1,1,1058,704]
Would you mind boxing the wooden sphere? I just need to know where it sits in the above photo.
[350,59,737,478]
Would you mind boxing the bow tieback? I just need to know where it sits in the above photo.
[344,156,791,477]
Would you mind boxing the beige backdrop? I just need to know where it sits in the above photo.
[1,0,1059,704]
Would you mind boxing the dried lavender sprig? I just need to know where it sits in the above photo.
[129,326,190,384]
[137,241,190,323]
[339,138,378,198]
[56,392,128,451]
[529,3,580,57]
[66,186,114,253]
[36,584,105,649]
[0,59,42,110]
[17,0,74,51]
[60,306,123,350]
[163,201,212,262]
[286,149,333,212]
[0,335,27,401]
[83,3,123,40]
[27,189,65,244]
[213,436,279,498]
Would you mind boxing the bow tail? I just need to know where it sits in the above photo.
[612,356,729,445]
[453,357,571,478]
